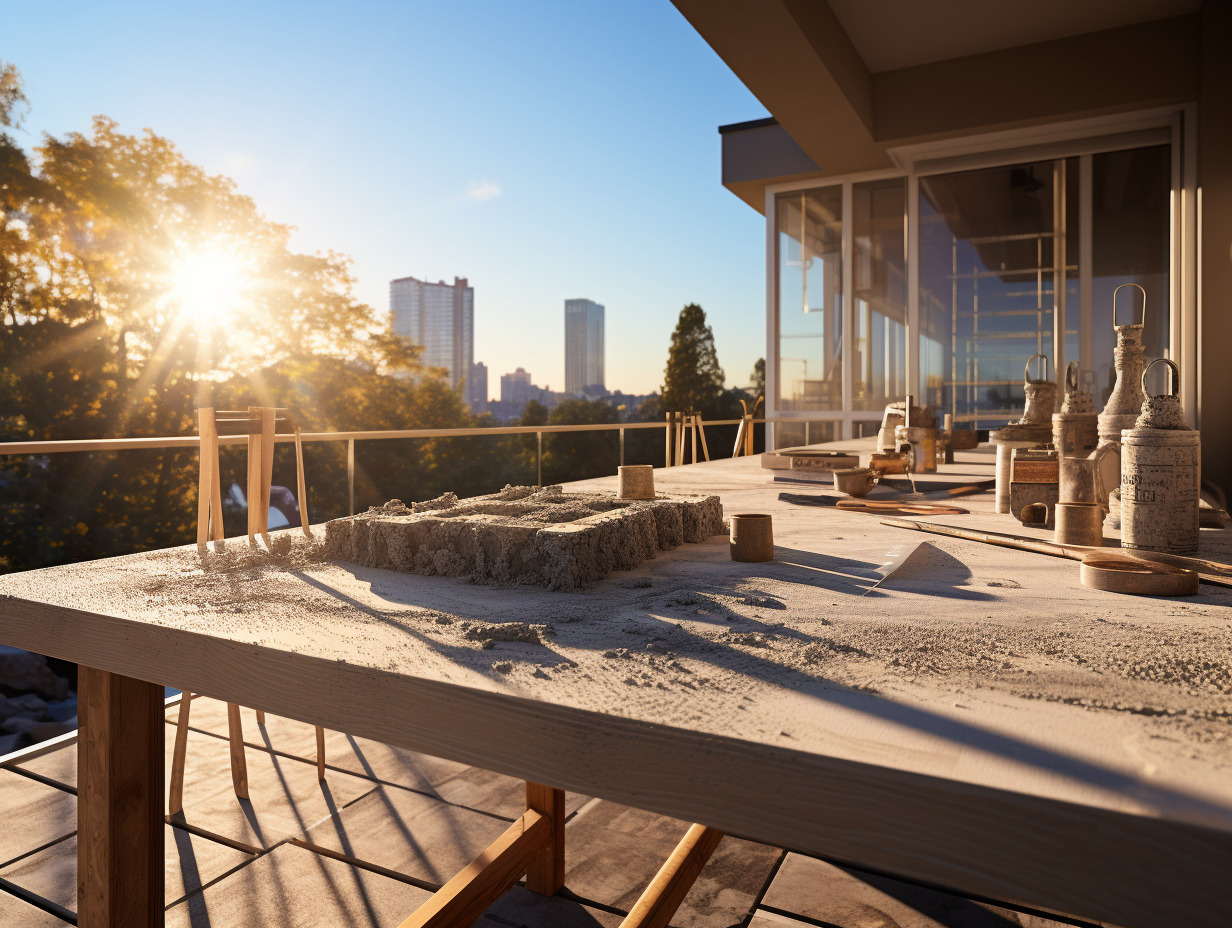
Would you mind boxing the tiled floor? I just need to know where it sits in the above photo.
[0,697,1092,927]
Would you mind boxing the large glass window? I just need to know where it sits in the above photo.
[918,149,1169,427]
[852,179,907,410]
[776,186,842,412]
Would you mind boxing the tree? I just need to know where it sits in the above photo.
[543,398,617,484]
[661,303,725,417]
[751,358,765,398]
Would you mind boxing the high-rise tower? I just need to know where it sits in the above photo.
[390,275,474,390]
[564,298,605,396]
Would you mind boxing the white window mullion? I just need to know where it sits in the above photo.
[907,174,920,401]
[841,181,854,438]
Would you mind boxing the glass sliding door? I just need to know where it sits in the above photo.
[775,186,843,415]
[918,159,1077,427]
[852,178,907,411]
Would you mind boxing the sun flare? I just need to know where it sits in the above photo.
[167,248,250,329]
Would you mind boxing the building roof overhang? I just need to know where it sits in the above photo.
[674,0,1202,212]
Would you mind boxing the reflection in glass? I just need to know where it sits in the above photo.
[852,179,907,410]
[918,160,1077,428]
[773,419,839,450]
[776,186,842,412]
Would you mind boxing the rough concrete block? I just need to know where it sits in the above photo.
[325,486,725,590]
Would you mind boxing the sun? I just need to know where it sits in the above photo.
[167,248,250,329]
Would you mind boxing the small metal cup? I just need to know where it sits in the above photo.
[730,513,773,563]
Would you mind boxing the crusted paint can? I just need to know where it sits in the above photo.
[1120,359,1200,554]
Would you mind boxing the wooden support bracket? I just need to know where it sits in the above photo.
[618,824,723,928]
[524,782,565,894]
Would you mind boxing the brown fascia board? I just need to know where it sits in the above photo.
[872,14,1201,145]
[720,118,821,212]
[672,0,890,177]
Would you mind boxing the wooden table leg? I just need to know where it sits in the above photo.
[524,782,565,895]
[78,666,164,928]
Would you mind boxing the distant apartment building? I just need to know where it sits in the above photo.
[500,367,536,410]
[468,362,488,414]
[564,298,605,396]
[389,275,473,390]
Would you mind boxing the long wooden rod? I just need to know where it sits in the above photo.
[619,824,724,928]
[880,518,1232,588]
[398,810,552,928]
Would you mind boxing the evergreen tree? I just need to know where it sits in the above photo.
[661,303,725,417]
[751,358,765,398]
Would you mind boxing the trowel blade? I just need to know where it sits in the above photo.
[862,540,932,596]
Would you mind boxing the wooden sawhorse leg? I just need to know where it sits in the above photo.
[396,781,565,928]
[78,666,164,928]
[619,824,723,928]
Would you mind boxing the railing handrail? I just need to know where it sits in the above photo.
[0,418,765,456]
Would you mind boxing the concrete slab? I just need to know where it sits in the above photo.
[169,726,377,850]
[563,800,781,927]
[8,742,77,791]
[168,697,590,820]
[304,784,508,885]
[0,769,74,868]
[0,889,69,927]
[483,885,623,927]
[747,914,812,927]
[762,853,1068,927]
[163,843,503,928]
[0,825,253,911]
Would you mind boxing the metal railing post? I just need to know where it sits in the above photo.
[536,431,543,487]
[347,438,355,515]
[619,427,625,467]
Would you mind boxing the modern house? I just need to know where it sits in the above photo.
[674,0,1230,488]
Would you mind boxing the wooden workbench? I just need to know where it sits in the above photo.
[1,444,1229,927]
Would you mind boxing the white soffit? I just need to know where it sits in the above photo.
[828,0,1201,74]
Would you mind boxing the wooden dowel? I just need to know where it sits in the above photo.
[168,692,192,816]
[315,725,326,781]
[690,416,697,464]
[732,418,747,458]
[664,413,673,467]
[696,417,710,462]
[396,809,552,928]
[295,426,313,538]
[676,413,685,467]
[619,824,723,928]
[226,702,249,799]
[259,407,275,546]
[255,709,266,725]
[880,518,1232,588]
[196,409,214,547]
[524,783,565,894]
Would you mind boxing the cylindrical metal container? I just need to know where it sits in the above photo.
[894,425,936,474]
[730,513,774,563]
[1055,501,1104,546]
[618,465,655,500]
[1121,360,1200,553]
[1055,362,1100,503]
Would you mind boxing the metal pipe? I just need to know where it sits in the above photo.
[536,431,543,487]
[619,427,625,466]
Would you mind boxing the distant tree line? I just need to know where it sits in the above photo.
[0,61,761,575]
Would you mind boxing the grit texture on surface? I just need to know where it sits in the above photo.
[2,448,1230,825]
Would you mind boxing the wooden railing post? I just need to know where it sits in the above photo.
[78,666,164,928]
[525,782,566,895]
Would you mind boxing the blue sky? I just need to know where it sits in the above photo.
[4,0,769,397]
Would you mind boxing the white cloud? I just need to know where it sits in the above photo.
[462,180,502,202]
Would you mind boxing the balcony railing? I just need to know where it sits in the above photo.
[0,417,768,518]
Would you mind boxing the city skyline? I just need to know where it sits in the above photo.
[389,275,474,392]
[4,1,767,395]
[564,298,605,396]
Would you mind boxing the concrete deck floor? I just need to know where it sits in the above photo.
[0,696,1085,928]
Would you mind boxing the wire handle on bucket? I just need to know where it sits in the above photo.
[1024,353,1051,383]
[1112,283,1146,328]
[1065,361,1082,393]
[1141,358,1180,398]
